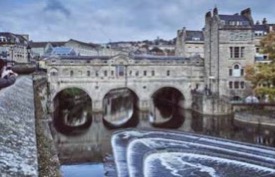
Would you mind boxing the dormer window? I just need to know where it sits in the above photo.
[192,37,200,41]
[229,21,235,25]
[228,21,242,26]
[0,36,7,42]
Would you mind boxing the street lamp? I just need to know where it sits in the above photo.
[27,44,31,63]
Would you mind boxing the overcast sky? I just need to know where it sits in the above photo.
[0,0,274,43]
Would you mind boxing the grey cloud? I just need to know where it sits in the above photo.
[2,0,275,43]
[43,0,71,17]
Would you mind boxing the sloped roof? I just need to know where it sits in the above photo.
[185,30,204,41]
[253,24,268,31]
[29,42,49,48]
[0,32,28,44]
[67,39,99,48]
[51,47,76,56]
[51,41,66,47]
[219,14,249,22]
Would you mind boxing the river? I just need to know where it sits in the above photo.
[55,89,275,177]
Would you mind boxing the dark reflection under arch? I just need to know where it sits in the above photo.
[150,87,185,128]
[102,88,139,129]
[53,87,92,135]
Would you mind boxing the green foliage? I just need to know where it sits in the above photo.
[245,63,275,102]
[255,87,275,102]
[62,88,84,96]
[260,31,275,61]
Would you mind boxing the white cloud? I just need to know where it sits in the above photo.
[0,0,274,43]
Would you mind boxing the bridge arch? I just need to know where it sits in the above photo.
[150,86,186,128]
[52,85,93,102]
[52,87,93,135]
[150,85,185,100]
[100,86,141,103]
[101,87,139,129]
[151,86,185,106]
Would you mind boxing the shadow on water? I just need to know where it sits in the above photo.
[102,88,139,129]
[54,108,93,135]
[103,106,139,129]
[150,106,185,129]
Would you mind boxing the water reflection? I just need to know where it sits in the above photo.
[53,88,92,135]
[103,88,139,129]
[54,89,275,165]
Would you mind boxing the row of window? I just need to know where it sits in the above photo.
[229,81,245,89]
[69,70,171,77]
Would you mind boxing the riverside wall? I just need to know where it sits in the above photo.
[0,76,38,176]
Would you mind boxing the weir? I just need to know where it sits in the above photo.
[110,129,275,177]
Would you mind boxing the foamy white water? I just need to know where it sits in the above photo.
[111,129,275,177]
[144,152,275,177]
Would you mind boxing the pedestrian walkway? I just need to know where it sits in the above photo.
[0,76,38,176]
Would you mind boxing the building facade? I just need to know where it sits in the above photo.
[204,8,256,99]
[175,27,204,58]
[0,32,29,63]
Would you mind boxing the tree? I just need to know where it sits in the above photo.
[260,31,275,62]
[245,63,275,102]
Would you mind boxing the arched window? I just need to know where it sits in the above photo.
[50,68,58,76]
[70,70,74,77]
[144,70,147,76]
[232,64,241,77]
[87,70,90,76]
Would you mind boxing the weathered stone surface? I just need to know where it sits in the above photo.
[0,76,38,177]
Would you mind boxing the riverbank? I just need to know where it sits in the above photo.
[33,73,62,177]
[234,110,275,128]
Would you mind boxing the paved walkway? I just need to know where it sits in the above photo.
[0,76,38,176]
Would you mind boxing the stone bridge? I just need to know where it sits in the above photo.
[45,53,205,113]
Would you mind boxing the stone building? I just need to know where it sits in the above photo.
[175,27,204,58]
[204,7,256,100]
[0,32,29,63]
[253,18,275,63]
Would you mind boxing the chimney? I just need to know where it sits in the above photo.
[213,7,218,16]
[262,18,267,25]
[205,11,211,18]
[241,8,254,25]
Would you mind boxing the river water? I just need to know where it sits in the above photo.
[56,90,275,177]
[59,110,275,177]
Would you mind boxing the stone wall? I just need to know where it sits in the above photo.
[192,93,232,115]
[0,76,38,176]
[33,73,62,176]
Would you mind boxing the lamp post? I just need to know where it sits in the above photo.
[27,44,31,63]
